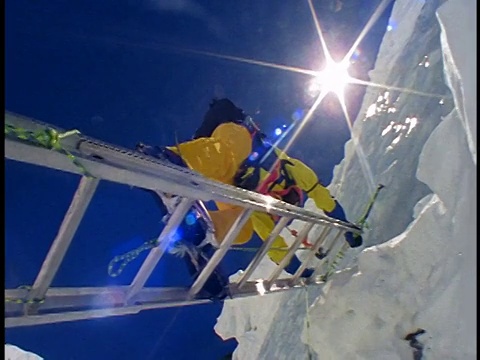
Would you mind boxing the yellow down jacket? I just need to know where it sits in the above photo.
[168,122,336,264]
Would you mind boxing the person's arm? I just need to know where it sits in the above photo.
[275,148,363,248]
[275,149,336,212]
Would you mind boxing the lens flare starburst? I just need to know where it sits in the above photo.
[309,59,352,99]
[119,0,445,195]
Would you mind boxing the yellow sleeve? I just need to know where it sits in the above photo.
[274,148,336,212]
[251,211,290,264]
[166,123,251,186]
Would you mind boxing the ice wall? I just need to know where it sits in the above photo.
[215,0,476,358]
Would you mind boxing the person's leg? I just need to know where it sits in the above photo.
[208,205,254,246]
[171,213,229,299]
[251,212,314,277]
[251,211,289,263]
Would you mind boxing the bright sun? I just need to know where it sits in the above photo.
[308,60,351,98]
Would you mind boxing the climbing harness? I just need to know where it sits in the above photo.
[236,152,304,207]
[234,117,305,208]
[5,123,93,177]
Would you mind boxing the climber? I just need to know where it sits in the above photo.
[193,98,362,253]
[136,98,361,279]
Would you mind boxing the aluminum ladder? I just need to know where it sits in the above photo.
[4,111,361,328]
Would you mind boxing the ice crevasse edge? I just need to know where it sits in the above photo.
[214,0,476,359]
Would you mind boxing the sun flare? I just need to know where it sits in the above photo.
[308,60,351,99]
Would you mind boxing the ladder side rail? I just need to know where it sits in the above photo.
[76,137,361,233]
[5,112,67,133]
[6,265,360,329]
[5,117,361,234]
[7,286,202,314]
[5,297,212,328]
[5,139,205,202]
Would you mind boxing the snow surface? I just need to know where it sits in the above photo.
[215,0,476,359]
[5,345,43,360]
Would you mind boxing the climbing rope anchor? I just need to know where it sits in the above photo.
[5,123,93,177]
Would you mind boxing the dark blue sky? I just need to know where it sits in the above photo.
[5,1,394,359]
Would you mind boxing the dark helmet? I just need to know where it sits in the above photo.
[205,98,246,124]
[193,98,247,139]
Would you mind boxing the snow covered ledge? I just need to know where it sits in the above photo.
[5,344,43,360]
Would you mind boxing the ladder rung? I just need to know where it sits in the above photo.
[237,216,292,289]
[126,197,194,302]
[264,222,314,289]
[313,234,348,278]
[26,176,99,313]
[189,209,254,297]
[289,226,335,285]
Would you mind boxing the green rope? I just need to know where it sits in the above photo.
[108,238,159,277]
[321,184,385,281]
[321,246,347,281]
[356,183,385,228]
[304,286,314,360]
[107,242,298,277]
[5,285,45,304]
[5,123,93,177]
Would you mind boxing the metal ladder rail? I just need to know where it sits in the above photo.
[77,137,361,235]
[7,269,351,328]
[5,112,361,235]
